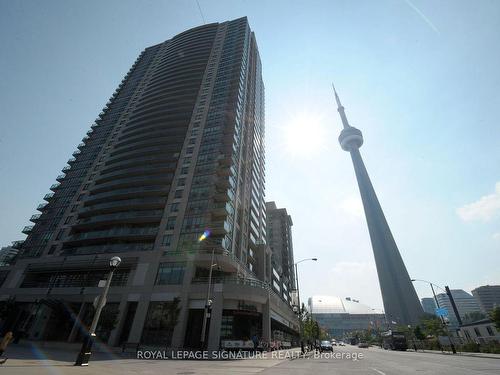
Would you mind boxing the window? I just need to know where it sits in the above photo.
[156,263,185,285]
[48,245,57,255]
[162,234,172,247]
[177,178,186,187]
[170,203,179,212]
[174,190,183,199]
[486,326,495,336]
[474,327,481,336]
[181,167,189,175]
[166,217,176,230]
[64,216,72,224]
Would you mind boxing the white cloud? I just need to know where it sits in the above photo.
[330,261,382,309]
[457,182,500,222]
[493,233,500,240]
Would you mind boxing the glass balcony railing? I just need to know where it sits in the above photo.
[56,174,65,181]
[30,214,41,222]
[69,226,158,241]
[50,183,60,190]
[191,276,270,291]
[43,193,54,201]
[37,203,48,211]
[22,225,34,234]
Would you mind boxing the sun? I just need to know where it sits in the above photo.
[283,112,327,158]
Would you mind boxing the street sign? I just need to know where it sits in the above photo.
[435,307,449,317]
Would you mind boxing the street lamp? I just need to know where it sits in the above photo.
[294,257,318,353]
[200,249,217,350]
[411,278,457,354]
[75,256,121,366]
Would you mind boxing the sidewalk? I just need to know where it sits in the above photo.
[408,348,500,360]
[0,342,302,374]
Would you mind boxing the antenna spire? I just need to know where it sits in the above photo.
[332,83,350,129]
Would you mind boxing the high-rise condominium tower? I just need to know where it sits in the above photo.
[265,202,295,302]
[333,86,424,326]
[1,17,297,351]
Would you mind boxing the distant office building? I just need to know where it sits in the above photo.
[265,202,295,304]
[472,285,500,313]
[308,295,386,339]
[421,297,437,315]
[0,17,297,350]
[436,289,482,328]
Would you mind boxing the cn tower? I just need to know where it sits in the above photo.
[334,85,424,326]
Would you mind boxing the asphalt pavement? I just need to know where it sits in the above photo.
[0,342,498,374]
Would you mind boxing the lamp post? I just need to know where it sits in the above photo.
[75,256,121,366]
[294,257,317,353]
[200,248,217,350]
[411,278,457,354]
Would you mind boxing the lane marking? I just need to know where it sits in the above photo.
[371,368,387,375]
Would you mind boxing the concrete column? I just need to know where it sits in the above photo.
[207,291,223,352]
[67,303,86,343]
[127,299,150,343]
[170,292,190,349]
[262,297,271,343]
[107,298,128,346]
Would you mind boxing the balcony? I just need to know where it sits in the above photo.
[75,210,163,228]
[12,240,24,249]
[191,276,270,291]
[77,143,86,149]
[66,226,158,244]
[210,220,232,235]
[30,214,41,222]
[62,166,71,172]
[210,201,233,217]
[80,197,167,216]
[56,174,65,181]
[22,225,34,234]
[213,188,234,203]
[50,183,60,191]
[37,203,48,211]
[43,192,54,201]
[72,150,81,156]
[67,157,76,164]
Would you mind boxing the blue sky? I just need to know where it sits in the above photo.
[1,0,499,309]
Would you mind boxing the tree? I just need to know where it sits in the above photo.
[489,306,500,331]
[413,325,425,340]
[421,317,446,337]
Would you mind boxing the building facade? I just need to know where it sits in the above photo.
[460,319,500,344]
[265,202,295,305]
[421,297,437,315]
[308,295,386,339]
[436,289,482,329]
[0,17,297,350]
[472,285,500,314]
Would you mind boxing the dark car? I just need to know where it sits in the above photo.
[320,340,333,352]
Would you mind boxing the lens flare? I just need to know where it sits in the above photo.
[198,229,211,242]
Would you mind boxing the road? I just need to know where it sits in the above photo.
[1,343,499,374]
[262,346,500,375]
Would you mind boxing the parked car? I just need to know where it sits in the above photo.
[358,342,370,348]
[320,340,334,352]
[338,341,345,346]
[330,339,337,346]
